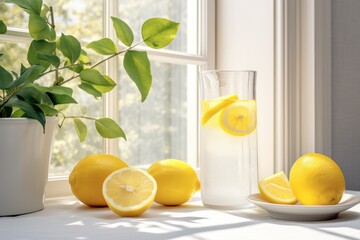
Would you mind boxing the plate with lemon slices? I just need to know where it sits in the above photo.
[248,193,360,221]
[249,154,360,221]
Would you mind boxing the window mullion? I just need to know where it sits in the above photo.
[103,0,120,156]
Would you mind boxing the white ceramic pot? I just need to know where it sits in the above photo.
[0,117,58,216]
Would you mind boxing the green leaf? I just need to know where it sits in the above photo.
[111,17,133,47]
[58,34,81,64]
[5,0,42,15]
[78,82,102,98]
[0,65,13,89]
[40,85,73,96]
[95,118,126,139]
[73,118,87,142]
[20,64,27,75]
[80,69,115,87]
[0,20,7,34]
[11,108,26,117]
[47,92,77,105]
[37,53,60,68]
[37,104,58,116]
[86,38,117,55]
[0,107,12,117]
[27,40,56,68]
[39,85,77,105]
[123,50,152,102]
[5,65,45,89]
[93,75,116,93]
[141,18,179,49]
[40,4,50,18]
[5,98,46,130]
[16,84,53,105]
[66,49,90,73]
[28,14,55,40]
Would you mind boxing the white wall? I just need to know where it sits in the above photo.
[215,0,275,179]
[331,0,360,190]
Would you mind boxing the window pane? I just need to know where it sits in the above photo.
[118,0,199,54]
[50,84,103,176]
[1,0,103,42]
[0,3,27,29]
[118,62,195,166]
[0,42,28,73]
[45,0,103,42]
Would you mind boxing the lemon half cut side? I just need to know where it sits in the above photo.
[102,167,157,217]
[219,100,257,136]
[258,171,298,205]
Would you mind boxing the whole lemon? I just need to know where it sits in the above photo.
[289,153,345,205]
[147,159,200,206]
[69,154,128,207]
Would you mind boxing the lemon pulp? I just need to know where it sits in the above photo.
[102,167,157,217]
[258,171,297,204]
[219,100,257,136]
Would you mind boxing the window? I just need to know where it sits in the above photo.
[0,0,214,197]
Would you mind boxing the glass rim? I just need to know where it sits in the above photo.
[201,69,257,74]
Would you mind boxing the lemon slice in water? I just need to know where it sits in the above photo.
[219,100,257,136]
[201,94,239,126]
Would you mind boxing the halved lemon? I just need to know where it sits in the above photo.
[219,100,257,136]
[201,94,239,126]
[102,167,157,217]
[258,171,297,204]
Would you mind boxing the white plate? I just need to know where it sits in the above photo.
[247,193,360,221]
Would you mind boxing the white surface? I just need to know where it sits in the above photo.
[1,191,360,240]
[248,193,360,221]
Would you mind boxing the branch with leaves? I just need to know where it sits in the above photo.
[0,0,179,142]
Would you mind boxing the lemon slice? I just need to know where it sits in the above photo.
[201,94,239,126]
[102,167,157,217]
[219,100,257,136]
[258,171,297,204]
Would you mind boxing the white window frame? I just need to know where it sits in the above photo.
[285,0,332,170]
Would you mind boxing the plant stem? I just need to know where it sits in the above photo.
[49,6,59,85]
[39,62,91,79]
[58,112,97,128]
[59,40,143,86]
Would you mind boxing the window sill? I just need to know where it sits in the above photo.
[1,192,359,239]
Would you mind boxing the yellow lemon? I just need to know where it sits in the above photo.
[102,167,157,217]
[258,171,297,204]
[147,159,200,206]
[290,153,346,205]
[219,100,257,136]
[201,94,239,126]
[69,154,128,207]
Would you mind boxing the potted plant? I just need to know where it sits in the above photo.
[0,0,179,216]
